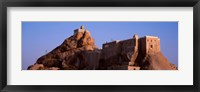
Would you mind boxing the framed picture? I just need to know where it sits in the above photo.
[0,0,200,92]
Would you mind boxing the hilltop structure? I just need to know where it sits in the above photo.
[74,25,85,34]
[27,26,177,70]
[100,33,161,70]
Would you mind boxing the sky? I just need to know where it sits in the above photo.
[22,22,178,70]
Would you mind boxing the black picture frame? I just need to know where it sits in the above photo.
[0,0,200,92]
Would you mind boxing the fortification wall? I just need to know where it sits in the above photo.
[119,38,135,53]
[102,41,120,59]
[101,34,160,69]
[102,34,141,60]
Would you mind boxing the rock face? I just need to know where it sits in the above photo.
[28,26,177,70]
[136,52,177,70]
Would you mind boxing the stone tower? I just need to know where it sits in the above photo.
[80,25,84,29]
[74,25,85,34]
[139,36,160,54]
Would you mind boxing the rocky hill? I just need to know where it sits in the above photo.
[28,26,100,70]
[135,52,177,70]
[27,26,177,70]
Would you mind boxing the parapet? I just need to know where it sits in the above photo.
[141,35,160,40]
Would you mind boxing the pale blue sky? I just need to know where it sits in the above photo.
[22,22,178,70]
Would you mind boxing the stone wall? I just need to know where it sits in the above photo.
[100,34,160,70]
[102,40,120,59]
[119,38,135,53]
[101,34,142,62]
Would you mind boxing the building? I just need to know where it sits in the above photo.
[139,36,160,55]
[74,25,85,34]
[101,34,160,70]
[102,35,160,57]
[74,26,161,70]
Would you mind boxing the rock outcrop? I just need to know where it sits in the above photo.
[136,52,177,70]
[28,25,177,70]
[28,26,100,70]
